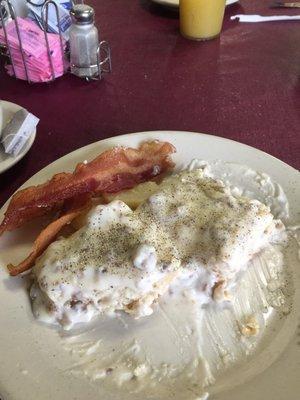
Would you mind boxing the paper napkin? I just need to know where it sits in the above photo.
[1,108,39,156]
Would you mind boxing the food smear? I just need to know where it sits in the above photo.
[56,161,293,400]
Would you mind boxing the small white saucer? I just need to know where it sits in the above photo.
[0,100,36,174]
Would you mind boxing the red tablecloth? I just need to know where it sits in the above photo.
[0,0,299,207]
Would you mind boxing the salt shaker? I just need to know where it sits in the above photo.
[69,4,99,78]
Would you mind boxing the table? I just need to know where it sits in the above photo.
[0,0,299,207]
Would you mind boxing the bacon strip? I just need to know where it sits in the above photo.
[0,141,175,235]
[7,195,92,276]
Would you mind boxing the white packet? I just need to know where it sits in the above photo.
[1,108,39,157]
[27,0,72,40]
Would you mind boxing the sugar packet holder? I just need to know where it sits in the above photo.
[0,0,112,83]
[0,0,67,82]
[1,108,39,157]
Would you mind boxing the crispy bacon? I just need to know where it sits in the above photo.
[7,195,92,276]
[0,141,175,235]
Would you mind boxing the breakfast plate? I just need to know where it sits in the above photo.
[0,131,299,400]
[0,100,36,174]
[151,0,239,8]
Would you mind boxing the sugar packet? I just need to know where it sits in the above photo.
[0,17,67,82]
[1,108,39,156]
[27,0,72,40]
[0,17,64,58]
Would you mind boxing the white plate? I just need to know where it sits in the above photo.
[151,0,239,8]
[0,131,299,400]
[0,100,36,174]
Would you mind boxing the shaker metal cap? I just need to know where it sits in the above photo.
[70,4,95,24]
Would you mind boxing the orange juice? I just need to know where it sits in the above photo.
[180,0,226,40]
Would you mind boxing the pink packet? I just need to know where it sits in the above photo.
[7,54,66,74]
[7,60,65,76]
[8,43,65,61]
[0,18,65,58]
[7,57,65,75]
[1,17,68,82]
[9,48,66,72]
[6,64,64,82]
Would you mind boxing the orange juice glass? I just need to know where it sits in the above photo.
[180,0,226,41]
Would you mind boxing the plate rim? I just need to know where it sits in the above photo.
[0,130,299,400]
[1,129,299,210]
[41,128,299,173]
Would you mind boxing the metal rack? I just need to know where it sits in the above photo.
[0,0,111,82]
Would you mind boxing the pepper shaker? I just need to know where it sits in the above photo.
[69,4,99,79]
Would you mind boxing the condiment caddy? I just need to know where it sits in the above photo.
[0,0,111,83]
